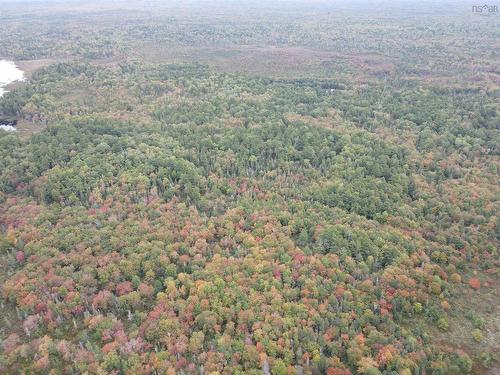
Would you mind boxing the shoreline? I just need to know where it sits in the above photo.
[0,60,25,132]
[0,59,26,98]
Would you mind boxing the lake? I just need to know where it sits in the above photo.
[0,60,25,132]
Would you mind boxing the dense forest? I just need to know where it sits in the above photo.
[0,1,498,374]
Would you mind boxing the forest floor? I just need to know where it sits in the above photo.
[135,42,399,80]
[16,59,56,77]
[433,277,500,374]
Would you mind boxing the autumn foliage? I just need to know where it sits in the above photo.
[0,2,499,374]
